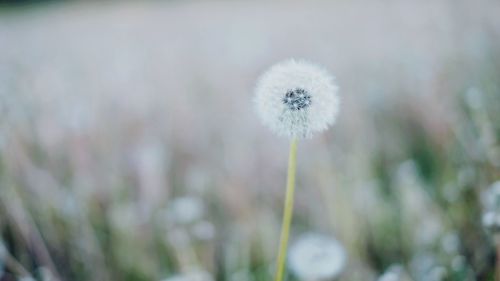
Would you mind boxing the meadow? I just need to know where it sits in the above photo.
[1,1,500,280]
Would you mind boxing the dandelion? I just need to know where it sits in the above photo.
[288,233,346,281]
[255,59,339,138]
[254,59,340,281]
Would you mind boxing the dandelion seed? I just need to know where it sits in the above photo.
[255,59,339,138]
[288,233,346,281]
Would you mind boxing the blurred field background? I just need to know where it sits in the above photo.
[1,0,500,280]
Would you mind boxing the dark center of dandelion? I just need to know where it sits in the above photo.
[282,88,312,111]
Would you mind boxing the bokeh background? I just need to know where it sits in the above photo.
[1,0,500,280]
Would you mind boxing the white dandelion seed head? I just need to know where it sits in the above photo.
[288,232,346,281]
[255,59,340,138]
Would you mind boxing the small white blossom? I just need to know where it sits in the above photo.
[288,232,346,281]
[254,59,339,138]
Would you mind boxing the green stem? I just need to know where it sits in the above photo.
[274,138,298,281]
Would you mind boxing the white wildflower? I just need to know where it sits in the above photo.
[288,232,346,281]
[254,59,339,138]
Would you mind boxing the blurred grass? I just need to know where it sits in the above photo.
[1,0,500,280]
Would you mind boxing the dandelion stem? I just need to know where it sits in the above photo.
[274,137,298,281]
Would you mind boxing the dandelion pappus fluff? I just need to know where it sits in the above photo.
[255,59,340,138]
